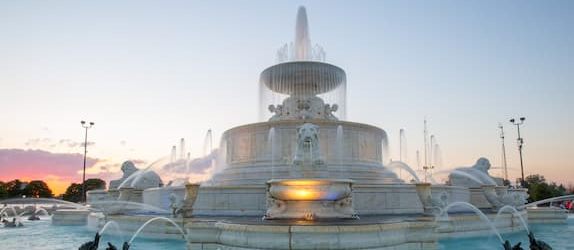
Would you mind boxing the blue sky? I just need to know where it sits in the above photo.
[0,1,572,191]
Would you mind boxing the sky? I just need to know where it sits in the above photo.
[0,1,572,194]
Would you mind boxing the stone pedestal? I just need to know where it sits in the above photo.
[527,207,568,224]
[180,183,200,218]
[264,179,356,220]
[52,209,91,226]
[86,189,109,205]
[415,183,433,214]
[118,187,143,203]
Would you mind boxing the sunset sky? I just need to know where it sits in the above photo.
[1,1,573,194]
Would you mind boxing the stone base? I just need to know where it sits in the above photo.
[89,214,188,240]
[436,210,528,239]
[469,187,492,209]
[89,208,568,250]
[52,209,91,226]
[86,189,110,205]
[186,219,437,250]
[143,186,187,211]
[527,207,568,224]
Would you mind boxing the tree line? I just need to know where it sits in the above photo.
[0,178,105,202]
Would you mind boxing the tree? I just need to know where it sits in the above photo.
[4,179,26,198]
[62,178,106,203]
[524,174,566,203]
[62,183,82,202]
[85,178,106,191]
[22,180,53,198]
[0,181,8,199]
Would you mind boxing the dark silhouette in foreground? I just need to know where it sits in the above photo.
[79,232,101,250]
[27,214,40,221]
[105,242,130,250]
[2,218,23,228]
[503,240,524,250]
[502,232,553,250]
[528,232,552,250]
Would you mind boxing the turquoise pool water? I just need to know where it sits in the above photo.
[0,218,186,250]
[439,214,574,249]
[0,215,572,249]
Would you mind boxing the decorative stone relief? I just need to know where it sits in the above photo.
[293,123,324,175]
[268,95,339,121]
[109,161,139,190]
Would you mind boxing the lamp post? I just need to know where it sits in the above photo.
[509,117,525,187]
[81,120,94,203]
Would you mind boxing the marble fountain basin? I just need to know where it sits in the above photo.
[265,178,356,220]
[267,178,353,201]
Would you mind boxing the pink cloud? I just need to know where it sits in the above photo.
[0,148,98,183]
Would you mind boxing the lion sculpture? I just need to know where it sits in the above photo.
[293,123,324,168]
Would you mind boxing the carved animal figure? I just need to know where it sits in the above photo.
[27,214,40,221]
[78,233,101,250]
[503,240,524,250]
[2,218,23,228]
[448,157,500,187]
[105,242,130,250]
[528,232,552,250]
[293,123,323,166]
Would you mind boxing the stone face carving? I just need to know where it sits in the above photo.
[268,95,339,121]
[168,193,182,217]
[324,104,338,120]
[109,161,139,190]
[293,123,324,169]
[432,191,449,211]
[448,158,501,188]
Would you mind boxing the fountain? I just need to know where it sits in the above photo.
[5,5,568,250]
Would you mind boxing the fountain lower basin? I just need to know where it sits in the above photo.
[264,178,357,220]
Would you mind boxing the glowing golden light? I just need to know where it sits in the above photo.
[289,188,318,200]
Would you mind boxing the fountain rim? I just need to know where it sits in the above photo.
[221,119,386,138]
[267,178,354,186]
[260,60,346,95]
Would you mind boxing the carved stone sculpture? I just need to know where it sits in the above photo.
[109,161,139,190]
[448,158,502,188]
[169,193,182,217]
[109,161,163,191]
[267,95,339,121]
[293,123,324,177]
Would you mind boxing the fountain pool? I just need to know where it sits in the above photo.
[439,214,574,249]
[0,218,187,250]
[0,215,571,249]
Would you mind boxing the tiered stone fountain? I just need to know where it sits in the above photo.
[69,6,567,250]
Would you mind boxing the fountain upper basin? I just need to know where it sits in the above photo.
[261,61,345,95]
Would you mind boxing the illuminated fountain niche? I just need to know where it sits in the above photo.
[265,178,356,220]
[259,6,346,122]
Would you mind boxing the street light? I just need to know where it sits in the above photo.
[509,117,525,187]
[81,120,94,203]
